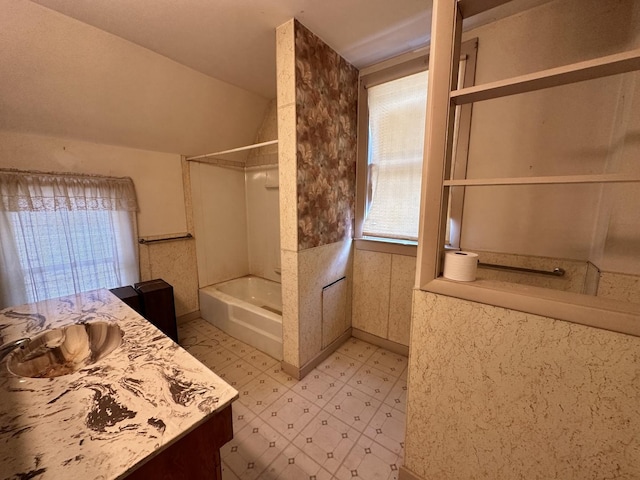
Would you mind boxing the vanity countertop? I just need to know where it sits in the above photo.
[0,289,238,480]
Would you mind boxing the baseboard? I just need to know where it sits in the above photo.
[399,465,423,480]
[351,328,409,357]
[281,328,353,380]
[177,310,201,326]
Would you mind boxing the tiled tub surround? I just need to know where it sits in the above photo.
[179,318,407,480]
[0,290,238,479]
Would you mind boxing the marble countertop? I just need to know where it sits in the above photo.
[0,289,238,480]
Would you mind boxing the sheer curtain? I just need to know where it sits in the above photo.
[0,170,139,308]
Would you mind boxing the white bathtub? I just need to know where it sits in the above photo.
[199,276,282,360]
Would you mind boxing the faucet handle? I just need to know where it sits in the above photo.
[0,338,30,362]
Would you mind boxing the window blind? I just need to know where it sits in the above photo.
[363,70,428,241]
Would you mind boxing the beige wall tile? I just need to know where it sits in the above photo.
[297,240,353,366]
[352,250,391,338]
[276,20,295,109]
[322,277,348,348]
[388,254,415,346]
[597,271,640,304]
[140,240,199,317]
[281,249,299,367]
[405,290,640,479]
[277,103,298,253]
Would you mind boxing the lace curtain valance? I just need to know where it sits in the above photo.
[0,170,138,212]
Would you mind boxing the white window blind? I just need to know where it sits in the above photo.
[363,70,428,241]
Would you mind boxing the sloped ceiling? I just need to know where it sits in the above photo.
[28,0,553,99]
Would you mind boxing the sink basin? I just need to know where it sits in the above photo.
[6,322,123,378]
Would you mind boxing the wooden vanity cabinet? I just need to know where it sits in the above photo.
[126,403,234,480]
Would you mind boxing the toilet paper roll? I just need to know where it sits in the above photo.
[443,251,479,281]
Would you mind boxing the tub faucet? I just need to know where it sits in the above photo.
[0,338,30,363]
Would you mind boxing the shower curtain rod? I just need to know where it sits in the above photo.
[185,140,278,161]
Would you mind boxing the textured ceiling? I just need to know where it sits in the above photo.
[28,0,552,99]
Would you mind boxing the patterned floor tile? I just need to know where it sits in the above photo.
[257,444,333,480]
[364,349,408,377]
[178,323,409,479]
[292,410,361,474]
[230,400,257,436]
[221,417,287,480]
[347,364,395,402]
[177,323,207,348]
[218,358,261,389]
[323,384,381,432]
[191,319,230,340]
[238,372,287,416]
[225,338,258,358]
[222,461,241,480]
[198,346,241,372]
[336,337,378,362]
[265,365,299,388]
[316,352,363,382]
[262,390,322,440]
[363,405,406,455]
[290,370,344,408]
[184,338,221,359]
[244,350,280,372]
[383,376,407,413]
[337,434,401,480]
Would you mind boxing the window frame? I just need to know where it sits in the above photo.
[355,40,478,255]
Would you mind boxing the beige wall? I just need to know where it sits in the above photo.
[403,1,640,478]
[404,291,640,480]
[0,131,198,316]
[352,249,414,347]
[0,0,269,156]
[0,1,272,316]
[460,0,640,270]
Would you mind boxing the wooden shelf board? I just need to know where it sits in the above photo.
[451,48,640,104]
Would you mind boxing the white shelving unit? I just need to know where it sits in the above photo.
[416,0,640,336]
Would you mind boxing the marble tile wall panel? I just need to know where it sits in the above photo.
[322,276,348,349]
[597,271,640,304]
[405,290,640,479]
[388,254,415,346]
[276,20,296,110]
[294,20,358,250]
[278,103,298,253]
[297,240,353,367]
[138,239,199,317]
[352,250,391,339]
[281,249,300,367]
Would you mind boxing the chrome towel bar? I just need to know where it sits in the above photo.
[478,262,565,277]
[138,233,193,245]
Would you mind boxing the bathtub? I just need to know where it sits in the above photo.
[199,276,282,360]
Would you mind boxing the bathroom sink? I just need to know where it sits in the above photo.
[6,322,123,378]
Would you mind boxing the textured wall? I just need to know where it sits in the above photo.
[405,290,640,480]
[352,250,414,346]
[294,21,358,250]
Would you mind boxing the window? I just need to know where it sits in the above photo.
[0,170,139,308]
[363,70,428,241]
[356,40,478,248]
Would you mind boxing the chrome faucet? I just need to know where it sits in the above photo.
[0,338,30,363]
